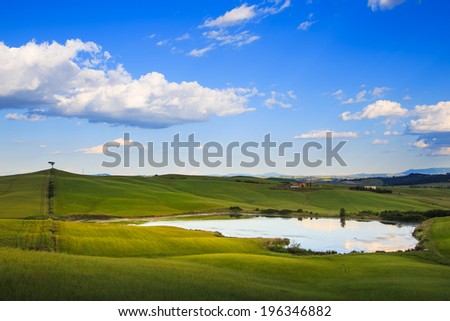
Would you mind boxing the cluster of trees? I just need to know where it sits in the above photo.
[265,239,337,256]
[229,206,318,216]
[350,173,450,186]
[286,243,337,256]
[260,208,293,215]
[379,209,450,222]
[233,179,265,184]
[257,208,314,215]
[349,186,393,193]
[229,205,450,223]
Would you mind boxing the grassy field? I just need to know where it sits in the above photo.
[0,170,449,300]
[0,171,46,218]
[0,218,449,300]
[415,216,450,261]
[1,170,449,219]
[56,221,265,258]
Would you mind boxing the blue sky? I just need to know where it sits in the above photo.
[0,0,449,176]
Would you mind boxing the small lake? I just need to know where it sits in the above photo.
[141,216,419,254]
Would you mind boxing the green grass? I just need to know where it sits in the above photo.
[0,246,449,300]
[56,221,264,258]
[0,170,449,300]
[1,170,449,219]
[0,218,449,300]
[416,216,450,260]
[0,219,265,258]
[0,219,54,251]
[0,172,45,218]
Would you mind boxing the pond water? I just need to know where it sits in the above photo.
[140,216,419,254]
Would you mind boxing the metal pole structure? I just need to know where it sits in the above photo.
[48,162,55,217]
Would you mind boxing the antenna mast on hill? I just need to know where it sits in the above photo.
[48,161,56,217]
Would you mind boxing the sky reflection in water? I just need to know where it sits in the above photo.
[141,217,418,253]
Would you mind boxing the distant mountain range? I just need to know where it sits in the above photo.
[224,168,450,179]
[92,168,450,179]
[347,172,450,187]
[399,168,450,176]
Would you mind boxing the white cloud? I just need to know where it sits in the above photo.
[203,4,257,28]
[188,45,215,57]
[372,139,389,145]
[5,113,43,121]
[384,130,401,136]
[331,89,344,101]
[383,118,398,126]
[336,86,390,104]
[409,101,450,133]
[77,146,102,154]
[294,130,358,139]
[265,97,291,109]
[103,51,112,60]
[341,90,367,104]
[259,0,291,15]
[175,33,191,41]
[0,39,100,99]
[368,0,405,11]
[371,86,389,98]
[156,40,168,47]
[432,147,450,156]
[195,1,290,55]
[76,138,136,154]
[147,34,157,40]
[287,90,297,100]
[341,100,408,121]
[403,94,412,101]
[203,30,260,47]
[297,21,316,31]
[202,1,291,28]
[264,90,296,109]
[0,40,254,128]
[412,139,429,149]
[407,102,450,157]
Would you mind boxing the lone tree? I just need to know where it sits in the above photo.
[339,208,346,228]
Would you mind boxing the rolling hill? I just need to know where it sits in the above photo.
[0,169,449,300]
[0,169,450,218]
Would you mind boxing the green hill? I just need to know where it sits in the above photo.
[1,169,449,219]
[0,170,449,300]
